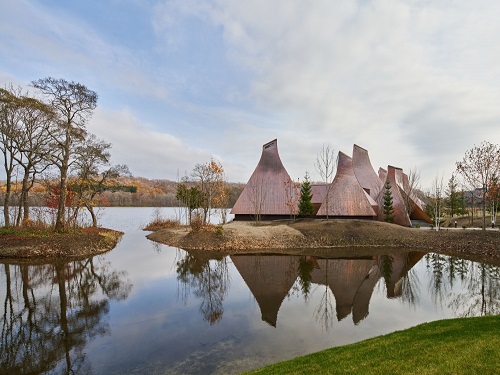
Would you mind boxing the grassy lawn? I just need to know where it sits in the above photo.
[246,315,500,375]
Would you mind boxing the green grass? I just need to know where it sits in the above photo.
[246,315,500,375]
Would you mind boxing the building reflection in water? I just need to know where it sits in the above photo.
[173,249,500,329]
[230,252,425,329]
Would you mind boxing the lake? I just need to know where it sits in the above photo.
[1,207,499,374]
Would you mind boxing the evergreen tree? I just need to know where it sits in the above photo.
[383,180,395,223]
[445,174,466,217]
[298,172,314,217]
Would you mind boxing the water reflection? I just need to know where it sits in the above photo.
[231,252,424,329]
[173,251,425,330]
[0,257,132,374]
[175,250,500,331]
[176,250,230,325]
[2,242,500,375]
[425,254,500,317]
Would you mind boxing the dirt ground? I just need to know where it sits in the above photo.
[0,228,123,262]
[146,219,500,264]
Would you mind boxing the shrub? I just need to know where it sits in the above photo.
[144,208,181,231]
[215,226,224,236]
[415,224,420,229]
[190,212,203,231]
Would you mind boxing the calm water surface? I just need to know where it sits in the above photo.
[1,207,499,374]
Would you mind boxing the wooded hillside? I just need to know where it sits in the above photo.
[0,177,244,208]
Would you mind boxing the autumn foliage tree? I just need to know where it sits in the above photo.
[190,159,226,225]
[72,135,130,227]
[32,77,98,231]
[1,78,126,231]
[487,175,499,225]
[456,141,500,230]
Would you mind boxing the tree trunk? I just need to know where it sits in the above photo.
[55,132,71,231]
[482,198,486,231]
[55,171,67,231]
[3,170,11,228]
[86,203,98,227]
[16,166,30,226]
[21,166,31,223]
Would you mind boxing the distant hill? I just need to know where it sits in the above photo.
[0,177,245,208]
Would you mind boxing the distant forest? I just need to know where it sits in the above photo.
[0,177,245,208]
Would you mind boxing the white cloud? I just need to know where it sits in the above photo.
[87,107,214,179]
[0,0,168,100]
[3,1,500,189]
[152,0,500,187]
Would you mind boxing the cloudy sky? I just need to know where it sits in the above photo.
[1,0,499,188]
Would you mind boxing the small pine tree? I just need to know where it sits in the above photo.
[298,172,314,217]
[383,180,395,223]
[445,174,466,217]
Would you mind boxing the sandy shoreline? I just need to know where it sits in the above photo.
[146,219,500,264]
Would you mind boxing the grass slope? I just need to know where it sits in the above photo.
[247,315,500,375]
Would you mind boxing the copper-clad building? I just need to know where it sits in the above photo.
[316,152,377,219]
[352,144,384,200]
[231,139,298,220]
[382,166,412,226]
[232,139,431,226]
[378,167,387,182]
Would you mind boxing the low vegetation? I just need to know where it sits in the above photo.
[143,208,183,231]
[247,315,500,375]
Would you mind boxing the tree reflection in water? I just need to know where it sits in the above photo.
[425,254,500,317]
[313,284,335,332]
[173,250,500,332]
[176,249,230,325]
[176,251,425,331]
[0,257,132,375]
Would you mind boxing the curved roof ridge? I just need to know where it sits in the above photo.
[352,144,384,199]
[316,151,376,217]
[231,139,297,216]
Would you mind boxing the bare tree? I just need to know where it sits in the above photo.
[73,134,130,227]
[400,167,421,220]
[284,177,300,221]
[249,176,267,222]
[32,77,98,231]
[456,141,500,230]
[487,175,499,226]
[11,96,54,225]
[314,143,337,219]
[191,159,225,225]
[428,174,444,231]
[0,86,28,227]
